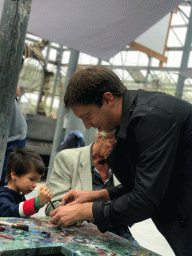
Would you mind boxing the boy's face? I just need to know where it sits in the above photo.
[13,168,41,194]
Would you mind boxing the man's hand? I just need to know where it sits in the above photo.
[49,203,93,227]
[61,189,95,206]
[61,189,110,206]
[38,186,52,206]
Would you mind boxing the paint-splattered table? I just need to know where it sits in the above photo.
[0,217,161,256]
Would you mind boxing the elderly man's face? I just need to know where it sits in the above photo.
[92,133,117,166]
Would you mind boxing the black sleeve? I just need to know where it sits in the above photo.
[107,184,129,200]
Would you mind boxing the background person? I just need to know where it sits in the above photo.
[50,65,192,256]
[0,87,27,186]
[57,130,85,152]
[0,148,52,217]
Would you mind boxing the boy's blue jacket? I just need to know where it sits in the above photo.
[0,186,26,217]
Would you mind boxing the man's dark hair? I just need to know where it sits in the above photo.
[6,148,45,181]
[64,65,127,107]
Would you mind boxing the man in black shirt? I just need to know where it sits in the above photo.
[50,66,192,256]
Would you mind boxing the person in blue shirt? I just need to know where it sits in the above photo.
[0,148,52,217]
[0,87,28,186]
[58,130,85,152]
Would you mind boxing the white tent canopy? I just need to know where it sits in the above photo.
[0,0,183,61]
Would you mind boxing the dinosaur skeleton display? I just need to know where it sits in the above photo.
[21,39,54,114]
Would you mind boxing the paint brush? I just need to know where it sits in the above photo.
[50,201,56,209]
[0,234,15,240]
[0,221,29,231]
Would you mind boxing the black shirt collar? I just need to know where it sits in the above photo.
[117,90,138,139]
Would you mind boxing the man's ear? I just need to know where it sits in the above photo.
[102,92,114,106]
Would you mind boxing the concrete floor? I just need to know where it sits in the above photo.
[130,219,175,256]
[26,181,175,256]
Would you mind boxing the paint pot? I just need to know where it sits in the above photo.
[40,231,50,238]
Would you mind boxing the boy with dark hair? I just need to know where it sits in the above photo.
[0,148,52,217]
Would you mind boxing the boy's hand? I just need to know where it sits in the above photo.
[38,186,52,206]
